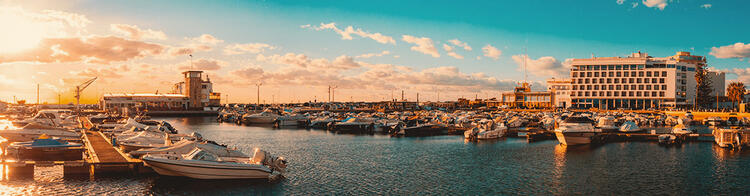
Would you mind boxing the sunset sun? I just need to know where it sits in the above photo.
[0,8,46,53]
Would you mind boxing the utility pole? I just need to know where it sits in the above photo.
[417,93,419,103]
[330,85,338,103]
[401,90,404,101]
[328,86,331,103]
[58,94,61,105]
[256,82,262,109]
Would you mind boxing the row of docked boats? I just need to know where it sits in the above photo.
[86,115,288,180]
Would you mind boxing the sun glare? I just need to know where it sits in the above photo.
[0,8,47,53]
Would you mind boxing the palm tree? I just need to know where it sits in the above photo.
[727,82,746,110]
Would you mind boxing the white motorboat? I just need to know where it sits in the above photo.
[241,111,280,124]
[658,134,678,145]
[554,116,599,146]
[712,128,750,149]
[464,120,507,140]
[130,138,247,157]
[596,116,618,132]
[671,118,699,134]
[703,116,724,127]
[12,109,77,127]
[619,121,641,133]
[0,123,80,142]
[143,148,287,180]
[275,114,309,127]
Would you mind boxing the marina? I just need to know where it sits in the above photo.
[2,114,750,194]
[2,1,750,195]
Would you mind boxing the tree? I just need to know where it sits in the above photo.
[694,65,713,109]
[727,82,746,109]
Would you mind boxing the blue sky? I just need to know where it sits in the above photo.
[0,0,748,103]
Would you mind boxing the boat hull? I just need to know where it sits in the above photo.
[143,158,273,179]
[555,132,596,145]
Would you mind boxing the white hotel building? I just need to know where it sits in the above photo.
[568,51,721,109]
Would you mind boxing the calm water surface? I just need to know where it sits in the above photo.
[2,116,750,195]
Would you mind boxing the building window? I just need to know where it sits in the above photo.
[659,92,665,97]
[660,78,665,83]
[587,72,592,77]
[594,72,599,77]
[614,78,619,83]
[585,92,590,96]
[637,78,642,83]
[609,72,614,77]
[594,85,599,90]
[616,85,622,90]
[646,85,651,90]
[202,85,207,89]
[639,72,644,77]
[624,85,629,90]
[614,91,619,96]
[652,92,657,97]
[646,72,652,77]
[662,85,667,90]
[637,92,642,97]
[629,92,634,96]
[639,85,644,90]
[662,71,667,77]
[616,72,622,77]
[599,79,604,83]
[624,72,629,77]
[652,78,657,83]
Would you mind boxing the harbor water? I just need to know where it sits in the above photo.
[2,116,750,195]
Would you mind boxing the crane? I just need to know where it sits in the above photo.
[75,77,97,115]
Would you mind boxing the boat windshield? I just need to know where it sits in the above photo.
[185,148,220,161]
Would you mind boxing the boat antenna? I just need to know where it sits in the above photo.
[189,54,194,70]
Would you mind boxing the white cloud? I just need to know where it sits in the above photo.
[256,53,361,70]
[224,43,274,55]
[482,44,502,60]
[701,4,712,9]
[304,22,396,44]
[166,44,211,56]
[448,39,472,51]
[511,55,571,77]
[443,44,464,59]
[355,50,391,58]
[191,34,224,45]
[617,0,626,5]
[110,24,167,40]
[710,43,750,59]
[642,0,667,10]
[401,35,440,58]
[727,68,750,85]
[632,2,639,8]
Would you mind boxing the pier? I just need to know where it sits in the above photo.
[2,118,150,180]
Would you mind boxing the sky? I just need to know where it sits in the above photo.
[1,0,749,104]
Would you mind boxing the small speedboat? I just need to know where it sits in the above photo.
[619,121,641,133]
[596,116,618,132]
[241,110,280,125]
[143,148,287,180]
[129,139,247,158]
[0,123,81,142]
[658,134,679,146]
[8,134,84,161]
[554,116,599,146]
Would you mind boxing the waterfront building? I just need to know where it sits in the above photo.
[500,82,553,109]
[178,71,221,108]
[707,71,726,96]
[100,93,189,111]
[546,78,572,108]
[569,51,713,109]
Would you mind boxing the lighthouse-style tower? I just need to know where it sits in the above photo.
[183,70,203,108]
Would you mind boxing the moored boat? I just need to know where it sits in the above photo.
[554,116,599,146]
[142,148,287,180]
